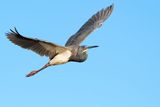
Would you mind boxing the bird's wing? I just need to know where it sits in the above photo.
[65,4,113,46]
[7,28,68,59]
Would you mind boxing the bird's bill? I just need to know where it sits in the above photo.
[87,45,99,49]
[83,45,99,53]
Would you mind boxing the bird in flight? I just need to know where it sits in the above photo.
[7,4,114,77]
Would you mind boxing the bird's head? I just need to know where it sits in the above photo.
[75,45,99,62]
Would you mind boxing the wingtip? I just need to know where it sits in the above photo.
[103,4,114,13]
[109,3,114,10]
[14,27,19,34]
[6,27,22,41]
[5,28,14,37]
[10,29,14,33]
[8,27,20,35]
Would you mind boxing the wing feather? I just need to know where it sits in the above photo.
[65,4,114,46]
[7,28,67,59]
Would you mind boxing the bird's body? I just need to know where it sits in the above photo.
[7,4,114,77]
[49,50,72,65]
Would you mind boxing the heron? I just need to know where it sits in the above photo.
[7,4,114,77]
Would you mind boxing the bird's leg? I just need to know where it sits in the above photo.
[26,63,50,77]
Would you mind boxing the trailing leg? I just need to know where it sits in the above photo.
[26,63,50,77]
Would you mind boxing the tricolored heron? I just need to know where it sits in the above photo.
[7,4,114,77]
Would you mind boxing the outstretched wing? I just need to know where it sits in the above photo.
[65,4,114,46]
[7,28,68,59]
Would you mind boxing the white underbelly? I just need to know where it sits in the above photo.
[49,50,72,65]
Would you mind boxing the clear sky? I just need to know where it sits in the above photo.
[0,0,160,107]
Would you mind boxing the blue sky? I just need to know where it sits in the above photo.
[0,0,160,107]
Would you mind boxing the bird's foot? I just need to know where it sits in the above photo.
[26,70,39,77]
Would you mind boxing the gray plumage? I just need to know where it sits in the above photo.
[7,4,114,77]
[65,4,113,46]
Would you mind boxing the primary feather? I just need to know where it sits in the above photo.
[7,28,68,59]
[65,4,114,46]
